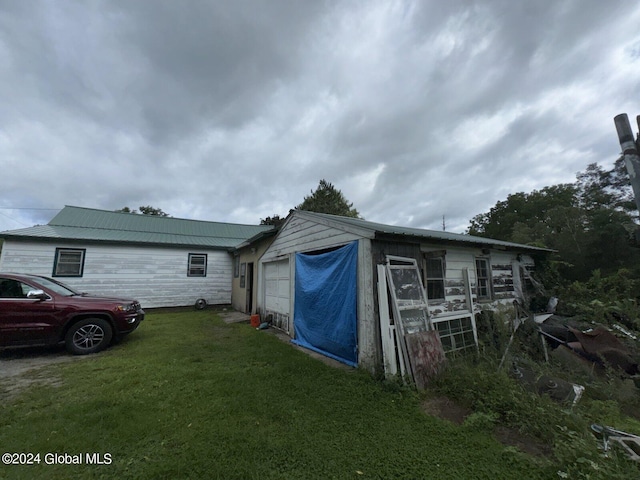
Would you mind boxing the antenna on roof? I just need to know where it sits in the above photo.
[442,215,446,232]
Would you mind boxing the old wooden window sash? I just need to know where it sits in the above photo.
[475,257,492,300]
[382,256,433,379]
[425,255,445,301]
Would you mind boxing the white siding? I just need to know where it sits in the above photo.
[421,245,527,318]
[423,246,475,317]
[261,215,362,262]
[491,252,517,300]
[0,240,231,308]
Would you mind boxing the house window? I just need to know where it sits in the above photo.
[435,317,476,352]
[188,254,207,277]
[53,248,85,277]
[425,256,445,301]
[240,263,246,288]
[475,258,492,300]
[234,255,240,278]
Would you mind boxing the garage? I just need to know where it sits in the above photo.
[257,210,549,373]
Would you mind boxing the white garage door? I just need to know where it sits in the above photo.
[264,259,290,334]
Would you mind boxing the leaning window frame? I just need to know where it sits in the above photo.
[434,316,476,353]
[188,253,208,277]
[475,257,492,300]
[52,248,86,277]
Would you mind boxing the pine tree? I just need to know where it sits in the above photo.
[295,180,360,218]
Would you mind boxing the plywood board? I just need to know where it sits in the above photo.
[405,331,447,390]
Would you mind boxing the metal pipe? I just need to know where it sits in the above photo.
[614,114,640,215]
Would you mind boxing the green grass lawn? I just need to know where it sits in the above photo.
[0,310,553,479]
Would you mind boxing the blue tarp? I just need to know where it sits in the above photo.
[292,241,358,367]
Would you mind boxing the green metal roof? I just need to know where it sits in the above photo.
[296,210,554,253]
[0,206,275,249]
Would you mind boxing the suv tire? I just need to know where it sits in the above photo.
[65,318,113,355]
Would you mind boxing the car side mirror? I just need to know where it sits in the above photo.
[27,289,48,300]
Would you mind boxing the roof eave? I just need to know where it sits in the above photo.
[374,231,554,253]
[231,228,278,252]
[0,233,235,250]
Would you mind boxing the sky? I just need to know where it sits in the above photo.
[1,0,640,234]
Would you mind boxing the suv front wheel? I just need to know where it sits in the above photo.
[65,318,113,355]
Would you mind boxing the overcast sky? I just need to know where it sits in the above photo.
[1,0,640,234]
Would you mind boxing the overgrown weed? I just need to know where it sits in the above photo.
[429,317,640,478]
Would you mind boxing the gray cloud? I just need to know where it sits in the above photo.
[1,0,639,234]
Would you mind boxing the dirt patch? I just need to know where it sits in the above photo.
[494,425,553,457]
[422,396,472,425]
[0,345,87,402]
[422,396,552,458]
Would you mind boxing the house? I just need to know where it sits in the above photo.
[0,205,552,373]
[257,210,552,371]
[0,206,274,308]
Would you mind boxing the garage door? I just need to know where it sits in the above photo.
[263,259,290,334]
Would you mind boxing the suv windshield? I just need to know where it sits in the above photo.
[33,276,81,297]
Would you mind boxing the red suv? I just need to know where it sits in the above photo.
[0,273,144,354]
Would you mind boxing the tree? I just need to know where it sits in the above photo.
[575,159,638,221]
[116,206,170,217]
[468,184,578,240]
[138,205,169,217]
[295,179,360,218]
[260,214,286,227]
[467,163,640,284]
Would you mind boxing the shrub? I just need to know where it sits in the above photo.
[557,269,640,329]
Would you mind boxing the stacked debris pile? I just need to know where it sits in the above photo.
[538,316,639,378]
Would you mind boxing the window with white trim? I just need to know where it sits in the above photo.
[475,257,492,300]
[188,254,207,277]
[53,248,86,277]
[425,256,445,301]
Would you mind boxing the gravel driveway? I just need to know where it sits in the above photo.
[0,346,87,401]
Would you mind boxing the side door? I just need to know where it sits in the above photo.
[0,277,57,346]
